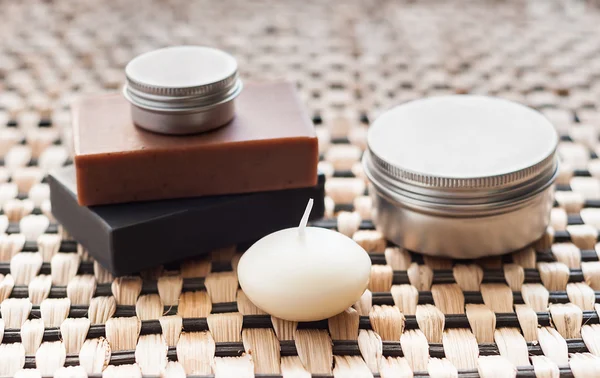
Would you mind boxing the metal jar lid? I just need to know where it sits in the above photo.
[363,96,559,214]
[123,46,243,134]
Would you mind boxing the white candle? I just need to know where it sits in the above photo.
[237,199,372,321]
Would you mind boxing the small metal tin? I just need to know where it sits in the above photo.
[123,46,243,135]
[363,96,559,259]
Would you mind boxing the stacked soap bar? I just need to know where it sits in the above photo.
[50,82,322,275]
[73,83,319,206]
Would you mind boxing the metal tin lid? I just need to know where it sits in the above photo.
[364,96,559,208]
[123,46,243,112]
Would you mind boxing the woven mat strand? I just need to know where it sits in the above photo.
[1,0,600,377]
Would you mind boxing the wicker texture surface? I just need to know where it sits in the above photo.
[1,0,600,377]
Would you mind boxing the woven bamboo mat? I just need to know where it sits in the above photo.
[1,0,600,377]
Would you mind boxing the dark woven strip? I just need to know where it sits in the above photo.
[20,341,586,373]
[16,367,579,378]
[6,224,59,234]
[1,260,234,276]
[3,248,598,278]
[554,229,600,243]
[21,240,79,252]
[370,250,600,265]
[3,263,595,291]
[0,208,45,216]
[6,274,599,303]
[371,291,600,305]
[73,367,575,378]
[2,311,597,344]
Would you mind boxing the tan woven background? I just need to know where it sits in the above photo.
[1,0,600,376]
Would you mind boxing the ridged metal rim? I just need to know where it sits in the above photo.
[368,146,557,190]
[123,78,243,113]
[125,70,239,98]
[363,151,559,213]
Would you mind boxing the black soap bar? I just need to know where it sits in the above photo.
[49,166,325,276]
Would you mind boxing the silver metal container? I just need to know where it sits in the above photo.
[123,46,243,135]
[363,96,559,259]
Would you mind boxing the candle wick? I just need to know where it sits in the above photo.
[298,198,313,238]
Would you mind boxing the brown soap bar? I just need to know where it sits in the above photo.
[73,82,319,206]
